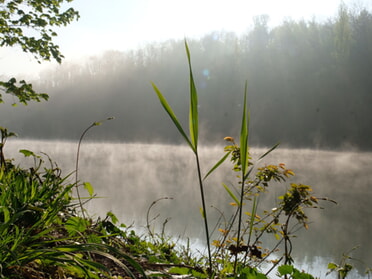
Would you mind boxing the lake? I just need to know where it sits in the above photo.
[6,139,372,278]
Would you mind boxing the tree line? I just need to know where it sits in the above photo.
[2,3,372,150]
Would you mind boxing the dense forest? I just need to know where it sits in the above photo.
[2,3,372,150]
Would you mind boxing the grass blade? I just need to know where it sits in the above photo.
[185,41,198,151]
[240,81,250,175]
[234,81,250,274]
[203,150,232,180]
[258,142,280,161]
[222,183,240,206]
[152,82,194,152]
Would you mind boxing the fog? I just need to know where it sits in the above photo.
[1,7,372,150]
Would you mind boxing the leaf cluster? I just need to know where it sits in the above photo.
[0,77,49,105]
[0,0,79,105]
[280,183,317,227]
[0,0,79,63]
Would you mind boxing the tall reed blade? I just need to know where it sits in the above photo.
[234,81,250,275]
[258,142,280,161]
[203,150,232,180]
[222,183,240,206]
[185,41,198,151]
[240,82,250,176]
[152,41,212,274]
[151,83,195,152]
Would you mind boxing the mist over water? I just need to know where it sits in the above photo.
[3,8,372,151]
[6,139,372,277]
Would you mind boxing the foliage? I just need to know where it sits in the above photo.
[0,148,149,278]
[0,122,150,278]
[152,41,339,278]
[204,135,337,278]
[326,246,361,279]
[0,0,79,105]
[277,265,315,279]
[152,40,213,273]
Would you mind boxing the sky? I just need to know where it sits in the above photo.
[1,0,370,77]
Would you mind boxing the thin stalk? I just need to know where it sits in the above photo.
[234,170,247,274]
[75,123,93,219]
[195,153,213,273]
[75,117,114,219]
[146,197,173,240]
[234,83,249,275]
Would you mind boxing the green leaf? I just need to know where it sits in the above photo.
[19,149,35,157]
[258,142,280,161]
[203,150,232,180]
[107,211,119,224]
[83,182,94,197]
[152,82,194,152]
[239,267,268,279]
[168,266,190,275]
[278,264,294,275]
[240,81,250,176]
[185,40,198,151]
[0,206,10,223]
[222,183,240,206]
[65,216,88,235]
[327,262,338,270]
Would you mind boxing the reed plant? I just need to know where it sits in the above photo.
[152,40,213,273]
[153,40,336,278]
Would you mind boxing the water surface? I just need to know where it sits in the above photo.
[6,140,372,278]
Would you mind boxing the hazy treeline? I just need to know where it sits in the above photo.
[2,3,372,150]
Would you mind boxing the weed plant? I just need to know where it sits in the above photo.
[0,126,148,278]
[0,122,207,278]
[152,40,339,278]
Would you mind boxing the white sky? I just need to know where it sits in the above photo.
[1,0,370,77]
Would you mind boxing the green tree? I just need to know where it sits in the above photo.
[0,0,79,105]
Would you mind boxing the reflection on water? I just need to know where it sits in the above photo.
[6,139,372,278]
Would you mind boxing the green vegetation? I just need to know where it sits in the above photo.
[0,0,79,105]
[152,42,213,272]
[0,127,148,278]
[151,41,338,278]
[0,1,370,278]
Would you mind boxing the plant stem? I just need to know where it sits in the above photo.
[75,117,113,219]
[75,123,94,219]
[234,170,246,274]
[195,153,213,274]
